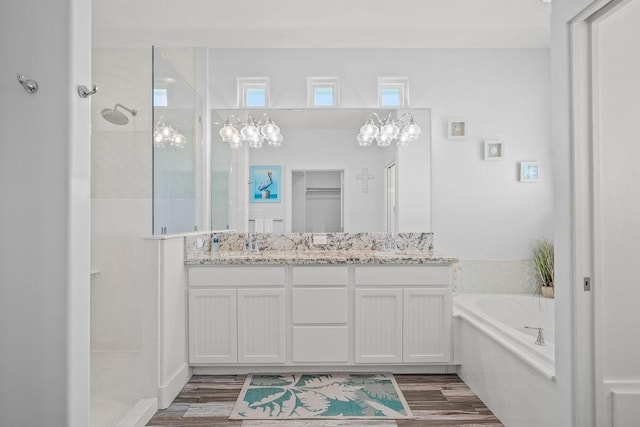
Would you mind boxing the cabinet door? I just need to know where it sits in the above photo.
[188,289,237,364]
[354,289,403,363]
[403,288,452,363]
[237,288,286,363]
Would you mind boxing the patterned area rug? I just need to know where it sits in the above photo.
[229,373,413,420]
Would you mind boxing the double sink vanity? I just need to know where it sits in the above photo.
[184,232,457,374]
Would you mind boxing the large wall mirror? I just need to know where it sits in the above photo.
[211,108,431,233]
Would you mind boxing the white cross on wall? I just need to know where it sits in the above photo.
[356,168,375,193]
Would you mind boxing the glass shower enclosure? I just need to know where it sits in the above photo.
[152,47,204,235]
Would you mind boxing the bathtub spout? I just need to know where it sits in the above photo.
[525,326,546,346]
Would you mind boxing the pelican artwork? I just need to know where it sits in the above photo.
[258,171,273,198]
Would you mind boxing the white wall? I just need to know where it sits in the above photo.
[209,48,552,260]
[0,1,91,426]
[91,48,153,350]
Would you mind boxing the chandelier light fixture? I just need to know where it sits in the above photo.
[218,113,283,149]
[357,112,421,148]
[154,118,187,149]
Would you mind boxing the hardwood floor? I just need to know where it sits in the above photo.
[146,374,503,427]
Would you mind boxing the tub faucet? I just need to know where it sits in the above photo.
[525,326,546,346]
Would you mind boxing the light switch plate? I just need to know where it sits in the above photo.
[313,234,328,245]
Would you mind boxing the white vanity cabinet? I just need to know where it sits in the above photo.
[354,265,452,364]
[187,261,453,370]
[188,266,286,365]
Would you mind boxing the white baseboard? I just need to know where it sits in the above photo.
[192,364,459,375]
[158,363,192,409]
[116,397,158,427]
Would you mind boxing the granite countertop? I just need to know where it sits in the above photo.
[185,250,458,265]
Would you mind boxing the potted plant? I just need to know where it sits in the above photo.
[532,238,554,298]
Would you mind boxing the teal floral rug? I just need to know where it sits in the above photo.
[229,373,413,420]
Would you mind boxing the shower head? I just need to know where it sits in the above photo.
[101,103,137,125]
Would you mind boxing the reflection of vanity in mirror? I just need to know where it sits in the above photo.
[211,108,431,233]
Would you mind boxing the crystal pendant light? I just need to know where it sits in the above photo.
[219,113,283,149]
[357,112,421,148]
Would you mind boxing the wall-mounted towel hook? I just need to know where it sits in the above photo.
[17,73,38,94]
[77,84,98,98]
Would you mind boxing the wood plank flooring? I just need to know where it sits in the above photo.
[146,374,503,427]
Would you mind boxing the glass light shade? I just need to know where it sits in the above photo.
[219,122,237,142]
[172,133,187,148]
[396,132,412,147]
[376,133,393,147]
[381,120,398,136]
[240,120,259,140]
[247,133,263,148]
[403,120,421,138]
[260,120,280,137]
[161,126,172,138]
[360,119,379,138]
[268,133,283,147]
[228,133,242,149]
[357,133,373,147]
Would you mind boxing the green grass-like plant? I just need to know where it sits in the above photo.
[532,238,554,288]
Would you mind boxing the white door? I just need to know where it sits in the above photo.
[403,288,451,363]
[572,1,640,426]
[354,289,403,363]
[237,288,286,363]
[188,289,237,364]
[592,3,640,426]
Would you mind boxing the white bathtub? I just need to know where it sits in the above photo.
[453,293,556,427]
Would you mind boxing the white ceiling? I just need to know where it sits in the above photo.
[92,0,551,49]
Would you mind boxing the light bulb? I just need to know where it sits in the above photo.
[172,133,187,148]
[397,132,412,147]
[228,133,242,149]
[376,133,392,147]
[357,133,373,147]
[247,133,263,148]
[267,133,283,147]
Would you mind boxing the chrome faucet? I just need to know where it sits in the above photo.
[244,232,260,253]
[525,326,546,346]
[382,232,399,253]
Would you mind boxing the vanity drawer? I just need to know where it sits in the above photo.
[188,266,286,287]
[292,266,348,285]
[293,326,349,363]
[354,265,451,286]
[292,288,348,324]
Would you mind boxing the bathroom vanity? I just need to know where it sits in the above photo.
[184,234,457,373]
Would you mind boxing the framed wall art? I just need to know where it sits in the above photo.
[520,161,540,182]
[484,140,504,160]
[447,119,467,139]
[250,165,281,203]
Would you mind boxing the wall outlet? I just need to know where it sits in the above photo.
[313,234,328,245]
[196,238,204,249]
